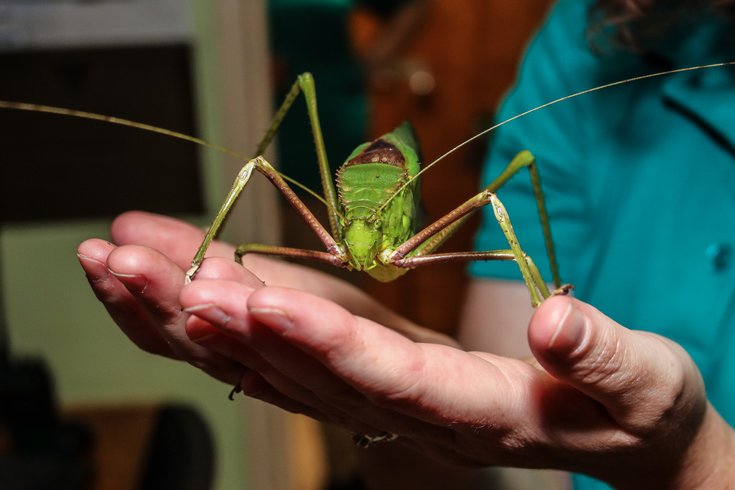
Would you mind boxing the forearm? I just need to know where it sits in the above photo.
[613,403,735,490]
[681,405,735,489]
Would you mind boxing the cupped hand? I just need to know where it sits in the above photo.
[182,283,732,488]
[77,211,734,486]
[76,211,261,385]
[76,211,453,384]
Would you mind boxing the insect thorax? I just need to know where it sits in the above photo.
[336,137,420,273]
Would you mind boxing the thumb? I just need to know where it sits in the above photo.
[528,296,704,433]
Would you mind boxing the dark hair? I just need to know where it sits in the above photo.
[589,0,735,50]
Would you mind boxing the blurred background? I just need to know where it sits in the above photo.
[0,0,552,488]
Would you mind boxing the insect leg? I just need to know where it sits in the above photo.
[398,150,560,288]
[258,73,341,237]
[233,157,349,267]
[388,149,569,305]
[482,150,560,288]
[234,244,346,268]
[391,150,560,288]
[187,158,258,281]
[188,72,345,280]
[187,156,348,281]
[390,192,549,306]
[394,249,552,303]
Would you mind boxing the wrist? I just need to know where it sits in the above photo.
[671,403,735,489]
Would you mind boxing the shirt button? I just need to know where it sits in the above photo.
[705,243,730,271]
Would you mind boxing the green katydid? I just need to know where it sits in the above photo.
[183,72,560,307]
[1,61,732,309]
[184,61,735,306]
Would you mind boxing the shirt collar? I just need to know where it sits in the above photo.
[657,17,735,154]
[661,66,735,154]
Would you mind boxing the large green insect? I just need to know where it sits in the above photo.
[1,63,732,307]
[185,72,561,307]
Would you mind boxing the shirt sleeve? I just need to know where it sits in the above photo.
[469,0,601,285]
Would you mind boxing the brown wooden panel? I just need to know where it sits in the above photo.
[352,0,554,333]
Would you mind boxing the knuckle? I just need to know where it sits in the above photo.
[629,335,702,434]
[367,353,427,409]
[570,329,627,389]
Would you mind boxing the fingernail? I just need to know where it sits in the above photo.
[548,303,587,355]
[249,307,293,333]
[109,270,148,293]
[183,304,231,327]
[77,253,109,280]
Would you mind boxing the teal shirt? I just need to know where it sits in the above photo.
[469,1,735,487]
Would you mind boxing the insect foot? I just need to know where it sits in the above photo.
[552,284,574,297]
[184,264,200,285]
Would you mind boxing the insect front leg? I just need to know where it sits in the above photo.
[187,159,258,282]
[236,157,348,263]
[389,190,551,307]
[387,150,568,307]
[187,156,349,281]
[234,244,347,268]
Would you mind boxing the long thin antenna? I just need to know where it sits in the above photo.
[0,101,336,214]
[377,60,735,213]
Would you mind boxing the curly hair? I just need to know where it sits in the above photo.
[589,0,735,50]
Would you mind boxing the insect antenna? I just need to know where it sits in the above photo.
[374,60,735,217]
[0,100,345,221]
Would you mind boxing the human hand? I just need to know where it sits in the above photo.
[181,283,734,488]
[77,211,453,384]
[76,211,262,385]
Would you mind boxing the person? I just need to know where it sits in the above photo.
[76,0,735,488]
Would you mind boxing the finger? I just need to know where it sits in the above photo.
[108,211,348,294]
[189,319,384,434]
[243,288,539,439]
[182,281,369,415]
[211,286,642,466]
[105,244,242,383]
[106,244,189,343]
[528,296,705,433]
[235,369,387,436]
[182,281,450,441]
[194,257,265,289]
[237,369,331,420]
[110,211,235,269]
[77,238,175,357]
